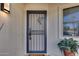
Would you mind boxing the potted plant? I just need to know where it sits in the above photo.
[57,38,79,56]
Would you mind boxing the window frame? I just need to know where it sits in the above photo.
[59,5,79,39]
[63,5,79,37]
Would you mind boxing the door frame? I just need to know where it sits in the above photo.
[27,10,47,53]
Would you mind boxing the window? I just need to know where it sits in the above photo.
[63,6,79,36]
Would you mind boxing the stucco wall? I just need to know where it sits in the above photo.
[0,11,10,56]
[9,3,25,55]
[0,3,25,56]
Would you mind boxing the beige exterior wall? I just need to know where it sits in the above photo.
[0,3,25,56]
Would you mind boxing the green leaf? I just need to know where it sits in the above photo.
[57,38,79,53]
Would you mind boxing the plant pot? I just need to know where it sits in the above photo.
[64,50,75,56]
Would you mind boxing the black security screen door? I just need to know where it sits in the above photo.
[27,10,47,53]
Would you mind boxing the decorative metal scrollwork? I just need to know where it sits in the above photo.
[37,17,44,25]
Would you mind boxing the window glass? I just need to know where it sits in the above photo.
[63,6,79,36]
